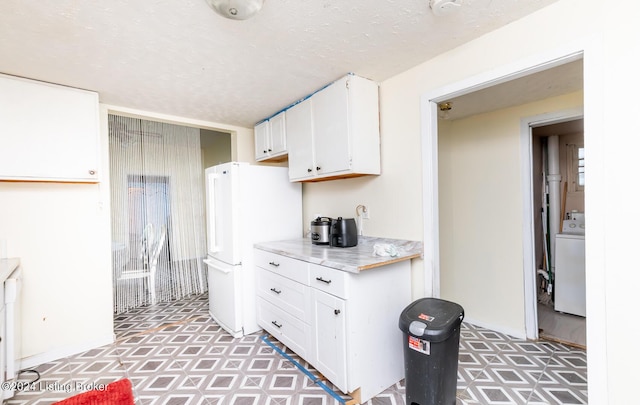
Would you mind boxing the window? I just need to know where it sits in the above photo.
[127,175,171,262]
[567,144,584,192]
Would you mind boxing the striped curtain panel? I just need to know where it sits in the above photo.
[108,114,207,314]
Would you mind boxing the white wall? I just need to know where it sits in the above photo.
[598,1,640,403]
[0,111,113,366]
[438,91,583,335]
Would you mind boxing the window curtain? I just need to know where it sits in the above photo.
[109,114,207,314]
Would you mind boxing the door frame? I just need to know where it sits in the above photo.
[420,37,606,402]
[520,109,584,340]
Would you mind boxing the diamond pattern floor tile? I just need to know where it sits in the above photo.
[7,293,587,404]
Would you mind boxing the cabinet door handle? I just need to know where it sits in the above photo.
[263,150,267,153]
[271,320,282,328]
[334,309,341,315]
[268,148,272,152]
[315,276,332,284]
[89,170,96,175]
[307,168,313,173]
[269,261,280,267]
[270,287,282,294]
[316,166,322,171]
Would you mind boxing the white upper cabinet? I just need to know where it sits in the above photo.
[0,74,100,183]
[285,98,314,179]
[286,74,380,182]
[311,79,351,177]
[254,111,287,162]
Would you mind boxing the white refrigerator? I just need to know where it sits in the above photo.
[204,162,302,337]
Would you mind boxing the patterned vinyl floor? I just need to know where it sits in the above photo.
[6,293,587,404]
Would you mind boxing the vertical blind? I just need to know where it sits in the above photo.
[109,114,207,314]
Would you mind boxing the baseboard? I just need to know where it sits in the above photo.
[463,318,527,340]
[18,334,115,371]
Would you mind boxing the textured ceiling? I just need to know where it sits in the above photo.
[0,0,560,128]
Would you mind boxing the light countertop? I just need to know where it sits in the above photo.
[255,236,423,273]
[0,258,20,283]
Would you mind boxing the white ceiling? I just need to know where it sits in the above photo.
[441,59,583,121]
[0,0,563,128]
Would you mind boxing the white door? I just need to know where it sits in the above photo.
[205,163,241,265]
[205,258,244,338]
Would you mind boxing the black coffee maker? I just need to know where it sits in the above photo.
[330,217,358,248]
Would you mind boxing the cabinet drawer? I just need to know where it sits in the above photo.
[257,269,310,322]
[254,249,309,285]
[309,264,349,299]
[257,297,308,359]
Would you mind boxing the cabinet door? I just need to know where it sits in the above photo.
[0,74,99,182]
[269,111,287,155]
[310,289,347,392]
[312,78,351,176]
[254,120,270,161]
[286,98,315,180]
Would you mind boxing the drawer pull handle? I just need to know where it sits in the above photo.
[271,320,282,328]
[334,309,341,315]
[316,276,332,284]
[270,287,282,294]
[269,261,280,267]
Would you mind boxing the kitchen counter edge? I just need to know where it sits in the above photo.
[254,237,423,273]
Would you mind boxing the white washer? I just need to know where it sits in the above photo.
[554,219,586,317]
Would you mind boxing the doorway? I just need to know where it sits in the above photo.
[425,57,584,338]
[529,119,586,348]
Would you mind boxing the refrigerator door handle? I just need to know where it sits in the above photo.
[204,259,232,274]
[207,172,220,253]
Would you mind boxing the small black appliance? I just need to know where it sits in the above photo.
[330,217,358,248]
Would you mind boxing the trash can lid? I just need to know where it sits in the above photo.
[398,298,464,342]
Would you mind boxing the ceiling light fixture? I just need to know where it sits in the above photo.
[438,102,453,111]
[204,0,265,20]
[429,0,461,16]
[438,101,453,120]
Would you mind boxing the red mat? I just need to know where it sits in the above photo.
[53,378,134,405]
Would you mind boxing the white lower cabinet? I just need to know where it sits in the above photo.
[255,248,411,404]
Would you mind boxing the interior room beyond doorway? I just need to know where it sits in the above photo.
[532,119,586,348]
[434,60,584,342]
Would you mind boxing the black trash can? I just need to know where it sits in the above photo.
[399,298,464,405]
